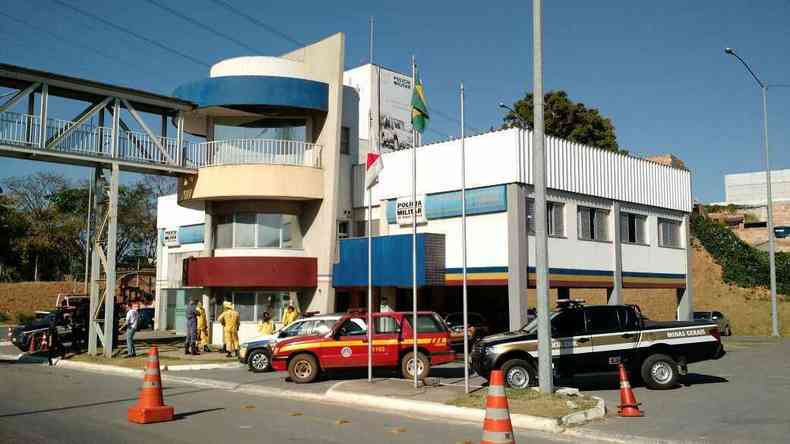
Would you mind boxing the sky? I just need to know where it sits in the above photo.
[1,0,789,202]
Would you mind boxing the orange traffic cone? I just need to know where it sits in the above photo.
[28,333,37,353]
[40,333,49,352]
[481,370,515,444]
[128,346,174,424]
[617,363,644,417]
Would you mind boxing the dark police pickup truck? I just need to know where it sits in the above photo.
[471,301,725,390]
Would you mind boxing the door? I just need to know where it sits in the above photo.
[550,308,592,375]
[372,314,401,366]
[322,317,368,368]
[588,306,636,371]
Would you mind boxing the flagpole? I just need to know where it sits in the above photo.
[411,55,419,389]
[460,81,469,394]
[367,15,374,383]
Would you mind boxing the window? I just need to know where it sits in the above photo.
[578,206,610,241]
[224,291,292,323]
[235,213,256,247]
[280,320,313,338]
[406,314,445,333]
[375,316,400,334]
[355,220,379,237]
[585,307,621,334]
[213,117,306,142]
[552,309,586,337]
[257,214,281,248]
[340,126,350,154]
[215,213,303,249]
[338,318,367,336]
[620,212,647,244]
[338,221,350,239]
[617,307,641,331]
[527,199,565,237]
[658,218,682,248]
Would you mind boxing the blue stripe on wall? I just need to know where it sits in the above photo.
[178,224,204,245]
[384,184,507,224]
[173,75,329,112]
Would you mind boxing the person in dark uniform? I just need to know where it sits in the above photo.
[185,299,199,355]
[47,316,65,366]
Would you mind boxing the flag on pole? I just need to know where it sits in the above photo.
[411,69,429,134]
[365,151,383,189]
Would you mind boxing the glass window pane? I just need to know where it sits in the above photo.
[526,199,535,235]
[586,307,621,334]
[375,316,400,334]
[257,214,281,248]
[234,213,256,247]
[258,291,289,322]
[406,314,444,333]
[552,309,586,337]
[282,214,302,248]
[215,215,233,248]
[634,215,646,244]
[594,209,610,241]
[578,207,592,240]
[620,213,630,242]
[550,202,564,236]
[234,292,255,322]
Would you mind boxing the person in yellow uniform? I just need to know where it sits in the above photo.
[196,302,210,352]
[216,301,240,358]
[257,311,275,335]
[281,303,300,327]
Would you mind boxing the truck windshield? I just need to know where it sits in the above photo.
[520,311,560,333]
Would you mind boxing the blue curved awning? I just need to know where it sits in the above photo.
[173,75,328,112]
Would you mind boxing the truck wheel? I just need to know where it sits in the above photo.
[401,351,430,380]
[500,359,537,389]
[641,354,679,389]
[248,349,271,373]
[288,353,319,383]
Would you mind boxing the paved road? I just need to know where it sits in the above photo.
[580,338,790,443]
[0,361,574,444]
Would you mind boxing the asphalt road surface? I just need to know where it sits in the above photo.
[581,337,790,443]
[0,361,575,444]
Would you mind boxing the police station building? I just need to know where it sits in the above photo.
[154,33,693,342]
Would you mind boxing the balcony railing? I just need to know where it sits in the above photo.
[0,111,323,171]
[185,138,322,169]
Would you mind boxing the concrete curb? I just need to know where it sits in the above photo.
[560,396,606,425]
[47,359,607,436]
[324,380,606,434]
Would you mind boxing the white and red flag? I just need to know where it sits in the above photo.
[365,151,383,189]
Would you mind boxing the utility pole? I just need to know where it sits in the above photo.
[533,0,554,393]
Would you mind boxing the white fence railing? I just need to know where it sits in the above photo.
[185,138,322,168]
[0,111,323,170]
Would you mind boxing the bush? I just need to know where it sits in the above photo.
[691,215,790,294]
[15,311,36,326]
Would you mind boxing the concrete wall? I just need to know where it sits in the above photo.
[725,169,790,205]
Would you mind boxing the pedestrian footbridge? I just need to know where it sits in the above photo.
[0,63,322,175]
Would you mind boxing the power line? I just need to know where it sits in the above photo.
[208,0,304,48]
[0,11,162,77]
[51,0,211,68]
[432,106,482,134]
[141,0,263,55]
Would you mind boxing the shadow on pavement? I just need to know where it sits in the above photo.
[0,388,211,418]
[681,373,729,387]
[173,407,224,420]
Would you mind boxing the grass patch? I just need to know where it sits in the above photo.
[447,388,598,418]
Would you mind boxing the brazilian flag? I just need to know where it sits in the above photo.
[411,69,429,133]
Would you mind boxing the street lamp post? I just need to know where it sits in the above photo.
[725,47,780,337]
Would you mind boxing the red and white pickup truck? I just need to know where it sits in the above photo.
[270,311,456,383]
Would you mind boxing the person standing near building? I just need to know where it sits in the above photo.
[282,303,300,327]
[47,315,65,366]
[196,301,209,353]
[185,299,198,355]
[257,311,274,335]
[123,303,139,358]
[217,301,240,358]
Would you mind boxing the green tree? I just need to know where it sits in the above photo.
[501,90,624,153]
